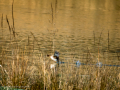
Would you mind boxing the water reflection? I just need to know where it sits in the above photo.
[0,0,120,62]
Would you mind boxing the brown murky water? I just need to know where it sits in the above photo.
[0,0,120,64]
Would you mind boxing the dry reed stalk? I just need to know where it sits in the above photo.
[1,48,9,86]
[7,45,29,87]
[52,33,55,53]
[30,32,40,51]
[11,60,15,85]
[43,60,46,90]
[86,47,94,64]
[28,35,29,46]
[33,37,35,53]
[27,35,30,52]
[51,2,55,53]
[30,32,42,61]
[55,0,57,13]
[19,48,25,81]
[1,14,3,37]
[108,30,109,51]
[6,0,18,39]
[12,0,15,38]
[86,48,89,63]
[6,15,11,39]
[118,73,120,81]
[22,49,28,79]
[51,3,53,24]
[96,30,103,90]
[98,30,103,62]
[86,47,98,64]
[58,63,62,89]
[27,35,31,56]
[117,52,119,61]
[1,62,9,85]
[1,47,4,66]
[1,14,3,28]
[93,31,95,51]
[12,0,14,29]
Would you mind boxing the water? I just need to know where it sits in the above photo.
[0,1,120,89]
[0,0,120,63]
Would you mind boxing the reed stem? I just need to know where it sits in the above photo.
[12,0,15,37]
[51,3,53,24]
[93,31,95,52]
[6,15,11,39]
[1,14,3,37]
[108,30,109,51]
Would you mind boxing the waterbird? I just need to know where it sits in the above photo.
[47,51,120,68]
[47,51,59,62]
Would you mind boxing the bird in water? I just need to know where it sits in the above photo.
[47,51,59,63]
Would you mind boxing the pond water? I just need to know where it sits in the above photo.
[0,0,120,63]
[0,1,120,89]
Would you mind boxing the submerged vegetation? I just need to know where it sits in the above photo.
[0,1,120,90]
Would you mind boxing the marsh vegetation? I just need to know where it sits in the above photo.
[0,0,120,90]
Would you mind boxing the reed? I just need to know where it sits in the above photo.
[12,0,15,37]
[1,14,3,28]
[98,30,103,61]
[1,14,3,37]
[93,31,95,52]
[1,47,29,89]
[51,3,53,24]
[6,0,18,40]
[117,52,120,61]
[108,30,109,51]
[55,0,57,13]
[0,2,119,90]
[96,30,103,90]
[30,32,41,54]
[6,15,11,39]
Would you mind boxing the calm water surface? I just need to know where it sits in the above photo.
[0,0,120,62]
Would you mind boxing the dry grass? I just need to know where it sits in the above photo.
[0,35,120,90]
[0,2,120,89]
